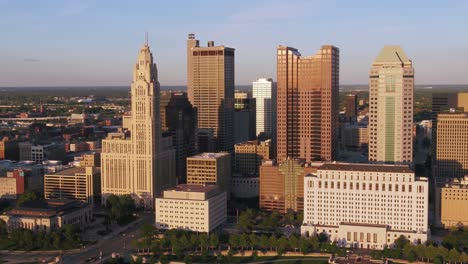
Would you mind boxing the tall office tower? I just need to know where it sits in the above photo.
[252,78,276,138]
[301,163,429,249]
[259,159,317,213]
[368,46,414,164]
[431,93,468,161]
[345,94,358,118]
[276,45,339,163]
[187,34,235,152]
[101,42,176,208]
[160,91,197,183]
[234,91,256,144]
[435,112,468,179]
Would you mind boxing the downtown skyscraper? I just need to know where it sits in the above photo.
[276,45,339,163]
[187,34,235,152]
[101,42,176,208]
[368,46,414,164]
[252,78,276,139]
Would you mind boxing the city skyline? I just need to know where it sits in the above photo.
[1,0,468,86]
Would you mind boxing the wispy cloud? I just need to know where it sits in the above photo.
[23,58,40,63]
[58,0,92,16]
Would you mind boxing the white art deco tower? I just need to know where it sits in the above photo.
[369,46,414,164]
[101,41,176,208]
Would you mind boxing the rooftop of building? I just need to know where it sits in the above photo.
[373,45,412,65]
[318,162,413,173]
[188,152,230,159]
[165,184,219,194]
[340,222,387,228]
[4,199,89,218]
[46,166,99,176]
[235,139,271,146]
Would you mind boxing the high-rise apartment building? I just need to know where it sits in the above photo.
[301,163,429,249]
[434,112,468,179]
[186,152,231,196]
[276,45,339,163]
[345,94,358,118]
[160,91,197,183]
[187,34,235,152]
[101,42,176,208]
[252,78,276,138]
[234,139,272,176]
[259,159,317,213]
[368,46,414,164]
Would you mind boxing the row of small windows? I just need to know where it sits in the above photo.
[309,181,422,193]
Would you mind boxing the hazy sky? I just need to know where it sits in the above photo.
[1,0,468,87]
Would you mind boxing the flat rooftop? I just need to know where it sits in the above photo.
[319,163,413,173]
[188,152,230,159]
[46,166,100,176]
[166,184,219,193]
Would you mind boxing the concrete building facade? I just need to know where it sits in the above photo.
[434,112,468,179]
[44,166,100,205]
[155,184,226,233]
[301,163,429,249]
[368,46,414,164]
[435,177,468,228]
[186,152,231,196]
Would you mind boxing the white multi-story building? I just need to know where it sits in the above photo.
[155,184,226,233]
[301,163,429,249]
[252,78,276,138]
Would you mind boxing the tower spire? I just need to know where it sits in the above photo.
[145,32,148,45]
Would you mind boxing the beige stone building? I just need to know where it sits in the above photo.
[101,42,176,208]
[434,112,468,179]
[436,177,468,227]
[80,152,100,167]
[186,152,231,196]
[0,199,92,232]
[368,46,414,164]
[155,184,227,233]
[302,163,429,249]
[44,166,100,205]
[187,34,235,152]
[234,139,272,176]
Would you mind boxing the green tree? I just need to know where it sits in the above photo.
[299,236,310,254]
[277,236,289,256]
[229,233,239,250]
[0,219,7,238]
[433,256,443,264]
[238,209,255,232]
[159,255,169,264]
[184,254,193,264]
[239,233,250,251]
[16,191,39,207]
[140,223,156,238]
[249,233,258,250]
[269,235,277,252]
[426,245,437,261]
[199,233,209,251]
[189,234,199,251]
[259,234,269,252]
[394,235,410,250]
[407,250,417,262]
[448,248,460,263]
[209,233,219,251]
[289,235,299,252]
